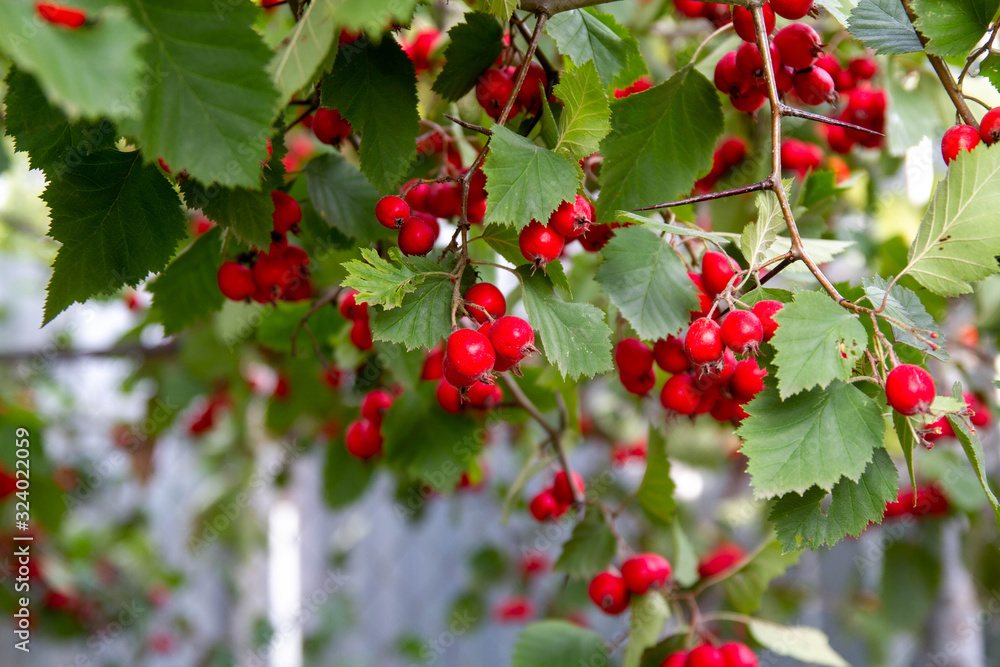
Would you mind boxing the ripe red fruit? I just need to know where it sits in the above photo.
[885,364,936,416]
[444,356,478,388]
[661,652,688,667]
[782,138,824,178]
[774,23,823,70]
[621,553,672,594]
[517,62,548,116]
[217,262,256,301]
[338,288,368,321]
[425,181,462,219]
[941,125,981,164]
[436,380,464,414]
[721,310,764,355]
[736,42,781,81]
[615,338,655,379]
[772,0,813,18]
[312,108,353,145]
[579,223,618,252]
[732,3,774,42]
[686,318,724,365]
[350,318,373,351]
[446,329,496,380]
[345,419,383,459]
[621,371,656,395]
[519,221,565,269]
[714,51,745,96]
[467,380,503,409]
[270,190,301,235]
[701,251,739,296]
[660,374,702,415]
[552,470,585,504]
[253,253,292,294]
[464,283,507,324]
[36,2,87,28]
[848,56,877,80]
[751,300,783,341]
[548,195,594,238]
[730,358,768,401]
[981,107,1000,145]
[698,542,745,578]
[793,66,835,106]
[375,195,410,230]
[361,389,394,424]
[687,644,726,667]
[965,391,991,427]
[476,68,515,120]
[730,86,767,114]
[654,336,691,373]
[588,572,630,615]
[398,216,437,256]
[719,642,759,667]
[490,316,536,362]
[529,489,562,521]
[403,180,430,213]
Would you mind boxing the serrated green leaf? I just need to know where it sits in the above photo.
[817,0,862,26]
[738,382,885,498]
[595,225,698,340]
[148,227,224,334]
[483,0,519,21]
[305,152,385,243]
[546,10,631,87]
[432,13,504,101]
[322,38,420,193]
[740,190,784,270]
[911,0,1000,58]
[341,248,422,309]
[748,619,850,667]
[371,270,455,350]
[904,145,1000,296]
[669,521,699,588]
[762,237,854,272]
[724,540,799,612]
[862,275,947,360]
[512,621,608,667]
[323,0,419,34]
[946,384,1000,532]
[554,507,616,579]
[268,0,340,101]
[769,448,898,552]
[520,269,614,380]
[624,593,670,667]
[596,67,723,221]
[618,212,735,245]
[554,61,611,160]
[0,4,147,121]
[323,434,376,508]
[771,291,868,398]
[981,54,1000,93]
[545,258,573,297]
[482,125,581,229]
[802,170,845,207]
[121,0,280,188]
[893,411,919,495]
[479,223,524,266]
[847,0,924,55]
[638,427,676,524]
[43,150,186,324]
[180,182,274,250]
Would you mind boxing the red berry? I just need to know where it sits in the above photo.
[579,223,618,252]
[517,62,548,116]
[361,389,393,424]
[476,68,515,120]
[338,288,368,321]
[552,470,585,504]
[751,300,783,341]
[436,380,464,414]
[490,316,536,361]
[271,191,301,234]
[621,371,656,395]
[848,56,877,80]
[375,195,410,230]
[719,642,759,667]
[519,221,565,269]
[732,3,774,42]
[345,419,383,459]
[782,139,824,178]
[674,0,707,18]
[36,2,87,28]
[548,195,594,238]
[467,380,503,409]
[698,542,745,578]
[941,124,981,164]
[621,553,672,594]
[312,108,352,145]
[714,51,745,96]
[701,251,739,296]
[885,364,936,416]
[965,391,991,427]
[398,216,437,256]
[736,42,781,81]
[771,0,813,19]
[793,66,835,106]
[774,23,823,70]
[661,652,689,667]
[981,107,1000,145]
[253,252,293,294]
[217,262,256,301]
[654,336,691,373]
[730,358,768,401]
[403,180,431,213]
[588,572,630,615]
[730,87,767,114]
[446,329,496,381]
[615,338,655,379]
[710,396,746,423]
[350,318,373,351]
[425,181,462,219]
[529,489,561,521]
[660,373,702,415]
[686,318,724,365]
[721,310,764,355]
[825,124,855,154]
[686,644,726,667]
[464,283,507,324]
[443,357,478,389]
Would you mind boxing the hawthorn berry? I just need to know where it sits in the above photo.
[552,470,585,504]
[361,389,394,424]
[981,107,1000,145]
[36,2,87,28]
[312,108,353,145]
[941,125,981,164]
[701,251,739,296]
[774,23,823,70]
[464,283,507,324]
[588,572,630,615]
[751,300,783,341]
[397,216,437,256]
[621,371,656,396]
[848,56,877,80]
[721,310,764,355]
[885,364,935,416]
[519,221,564,269]
[793,66,835,106]
[579,223,618,252]
[338,288,368,321]
[476,68,515,120]
[730,86,768,114]
[730,358,768,401]
[467,380,503,409]
[782,139,824,178]
[686,644,725,667]
[660,374,702,416]
[653,336,691,374]
[965,391,992,427]
[490,316,536,362]
[403,180,431,213]
[443,357,478,389]
[350,318,374,351]
[771,0,813,19]
[425,181,462,219]
[719,642,759,667]
[517,63,548,116]
[735,42,781,81]
[345,419,383,459]
[271,191,301,235]
[714,51,745,97]
[375,195,410,230]
[217,262,256,301]
[529,489,563,521]
[436,380,464,414]
[253,252,292,295]
[660,652,688,667]
[686,318,725,365]
[732,3,773,43]
[446,329,496,381]
[621,553,672,594]
[615,338,655,379]
[548,195,594,238]
[698,542,745,578]
[689,272,713,318]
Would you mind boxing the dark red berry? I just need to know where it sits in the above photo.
[660,373,701,415]
[519,221,564,269]
[721,310,764,355]
[736,42,781,81]
[701,251,739,296]
[361,389,393,424]
[446,329,496,380]
[793,66,835,106]
[771,0,813,19]
[981,107,1000,145]
[686,644,726,667]
[848,56,877,80]
[375,195,410,229]
[661,652,688,667]
[36,2,87,28]
[350,318,373,351]
[653,336,691,374]
[217,262,256,301]
[548,195,594,238]
[517,62,548,116]
[698,542,745,578]
[588,572,630,615]
[621,553,672,594]
[686,318,724,365]
[730,358,767,401]
[436,380,464,414]
[615,338,655,379]
[552,470,585,504]
[443,357,477,388]
[730,87,767,113]
[714,51,745,96]
[271,190,301,234]
[345,418,383,459]
[464,283,506,324]
[398,216,437,256]
[732,3,774,42]
[578,223,618,252]
[720,642,759,667]
[942,125,981,164]
[529,489,561,521]
[467,380,502,409]
[774,23,823,70]
[312,107,352,145]
[490,316,536,362]
[338,288,368,321]
[751,300,783,341]
[422,347,445,380]
[476,68,515,120]
[425,181,462,219]
[885,364,935,415]
[621,371,655,395]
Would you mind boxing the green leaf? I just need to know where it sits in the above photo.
[305,153,385,243]
[269,0,340,101]
[904,145,1000,296]
[771,290,868,398]
[121,0,280,188]
[748,619,850,667]
[769,448,898,552]
[256,301,340,353]
[596,67,723,221]
[512,621,608,667]
[723,541,800,612]
[519,269,614,380]
[554,507,617,579]
[483,0,519,21]
[911,0,1000,58]
[669,521,699,588]
[42,150,186,324]
[981,54,1000,93]
[341,248,423,309]
[323,436,376,508]
[623,593,670,667]
[482,125,581,229]
[618,212,735,245]
[432,13,504,101]
[179,182,274,250]
[148,227,225,334]
[847,0,924,55]
[817,0,862,26]
[546,10,631,87]
[881,542,941,629]
[0,4,147,120]
[738,382,885,498]
[595,225,698,340]
[479,223,525,266]
[554,61,611,160]
[802,170,845,207]
[893,411,919,495]
[372,270,455,351]
[638,427,676,524]
[322,0,419,34]
[322,38,420,193]
[739,190,784,270]
[862,275,947,360]
[946,385,1000,531]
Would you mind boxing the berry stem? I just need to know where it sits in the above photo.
[290,287,343,357]
[442,114,491,136]
[631,180,771,211]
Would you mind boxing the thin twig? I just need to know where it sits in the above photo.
[632,180,771,211]
[290,287,341,357]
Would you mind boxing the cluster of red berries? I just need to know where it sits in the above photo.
[517,195,596,270]
[588,553,671,614]
[402,163,487,223]
[883,484,950,519]
[36,1,87,28]
[337,288,373,351]
[661,642,759,667]
[780,138,824,178]
[375,195,440,256]
[672,0,733,26]
[926,391,992,441]
[814,56,886,152]
[310,107,353,146]
[528,471,585,521]
[940,107,1000,164]
[695,137,748,193]
[345,389,395,460]
[474,63,548,120]
[420,343,505,415]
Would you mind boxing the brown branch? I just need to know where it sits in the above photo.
[779,105,884,136]
[290,287,341,357]
[443,114,492,136]
[632,181,771,211]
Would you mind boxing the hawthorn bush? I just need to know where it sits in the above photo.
[2,0,1000,664]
